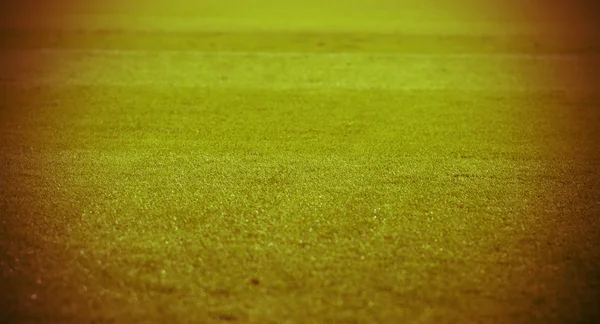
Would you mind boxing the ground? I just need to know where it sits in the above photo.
[1,1,599,323]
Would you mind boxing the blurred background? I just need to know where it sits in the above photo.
[1,0,599,32]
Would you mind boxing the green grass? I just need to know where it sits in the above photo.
[1,2,600,323]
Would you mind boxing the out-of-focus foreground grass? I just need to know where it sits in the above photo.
[1,1,599,323]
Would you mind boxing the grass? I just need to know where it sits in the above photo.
[1,1,600,323]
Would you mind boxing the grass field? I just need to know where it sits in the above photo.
[1,1,600,323]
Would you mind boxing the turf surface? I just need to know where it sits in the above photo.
[1,1,600,323]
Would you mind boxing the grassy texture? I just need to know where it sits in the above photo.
[1,1,600,323]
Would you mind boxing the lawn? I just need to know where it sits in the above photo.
[1,1,599,323]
